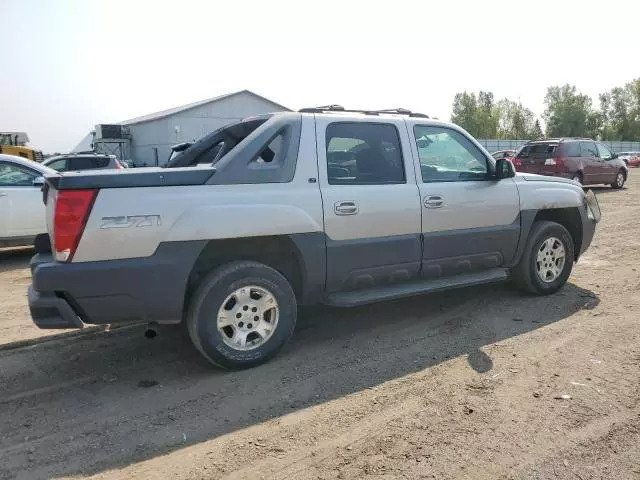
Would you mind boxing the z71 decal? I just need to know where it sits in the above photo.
[100,215,162,229]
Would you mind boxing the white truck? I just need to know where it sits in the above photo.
[27,107,601,369]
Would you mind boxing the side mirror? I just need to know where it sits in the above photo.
[496,158,516,179]
[32,176,45,187]
[611,152,618,159]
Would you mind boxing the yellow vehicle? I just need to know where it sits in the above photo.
[0,132,44,162]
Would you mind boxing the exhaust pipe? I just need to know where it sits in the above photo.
[144,322,158,339]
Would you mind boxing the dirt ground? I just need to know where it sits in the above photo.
[1,178,639,480]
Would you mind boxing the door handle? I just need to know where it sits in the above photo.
[0,193,7,197]
[424,195,444,208]
[334,201,359,215]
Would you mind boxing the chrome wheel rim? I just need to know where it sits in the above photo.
[217,286,279,351]
[536,237,566,283]
[616,173,624,187]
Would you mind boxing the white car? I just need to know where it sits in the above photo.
[0,154,57,248]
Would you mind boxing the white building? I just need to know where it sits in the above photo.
[73,90,289,166]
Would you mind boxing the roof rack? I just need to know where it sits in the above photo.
[298,105,429,118]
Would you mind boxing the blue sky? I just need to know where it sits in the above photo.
[3,0,639,153]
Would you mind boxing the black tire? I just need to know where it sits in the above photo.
[571,172,583,185]
[186,261,297,369]
[511,221,574,295]
[611,170,625,189]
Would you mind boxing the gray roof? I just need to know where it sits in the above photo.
[72,132,94,153]
[119,89,290,125]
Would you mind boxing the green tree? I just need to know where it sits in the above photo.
[476,91,499,138]
[532,119,543,139]
[496,99,538,139]
[450,92,479,136]
[543,85,594,137]
[599,79,640,140]
[451,91,504,138]
[451,91,542,139]
[585,111,604,140]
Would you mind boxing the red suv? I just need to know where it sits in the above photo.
[512,138,628,189]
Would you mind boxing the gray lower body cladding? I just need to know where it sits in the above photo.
[28,241,207,329]
[325,234,422,292]
[578,205,596,256]
[27,210,597,329]
[512,207,596,267]
[27,234,325,329]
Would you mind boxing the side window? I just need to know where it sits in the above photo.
[46,159,67,171]
[566,142,581,157]
[413,125,489,182]
[325,123,405,185]
[580,142,597,157]
[0,163,38,186]
[95,157,110,168]
[596,143,613,160]
[256,134,283,164]
[68,157,90,170]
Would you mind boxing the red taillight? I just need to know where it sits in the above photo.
[512,157,522,167]
[555,156,567,171]
[116,161,123,169]
[53,189,98,262]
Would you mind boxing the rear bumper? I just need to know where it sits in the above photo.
[28,286,85,329]
[28,241,206,329]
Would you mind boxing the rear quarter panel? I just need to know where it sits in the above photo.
[72,116,324,262]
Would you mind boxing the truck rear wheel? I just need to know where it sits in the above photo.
[511,221,574,295]
[186,261,297,369]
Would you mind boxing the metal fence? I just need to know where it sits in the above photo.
[479,139,640,154]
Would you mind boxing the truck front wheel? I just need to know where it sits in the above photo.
[511,221,575,295]
[186,261,297,369]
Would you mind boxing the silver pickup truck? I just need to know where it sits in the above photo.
[27,106,601,369]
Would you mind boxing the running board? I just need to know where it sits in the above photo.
[324,268,509,307]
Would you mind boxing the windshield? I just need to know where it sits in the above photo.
[0,134,17,146]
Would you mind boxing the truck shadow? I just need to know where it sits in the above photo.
[584,186,626,195]
[0,282,598,478]
[0,247,33,273]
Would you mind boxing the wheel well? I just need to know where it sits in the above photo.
[533,208,582,259]
[184,236,304,310]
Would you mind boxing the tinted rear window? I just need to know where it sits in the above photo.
[517,144,557,158]
[326,122,405,185]
[67,157,110,170]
